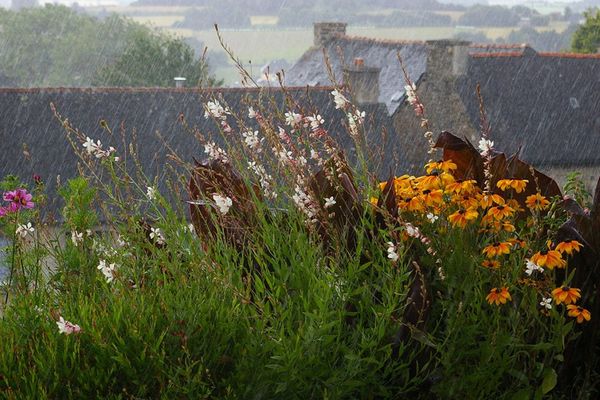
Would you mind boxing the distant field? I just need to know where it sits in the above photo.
[130,15,184,27]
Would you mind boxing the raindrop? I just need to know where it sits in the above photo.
[569,97,580,109]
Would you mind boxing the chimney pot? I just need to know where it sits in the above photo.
[174,77,186,88]
[343,61,380,105]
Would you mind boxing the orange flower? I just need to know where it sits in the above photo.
[419,189,444,207]
[496,179,529,193]
[370,197,379,206]
[507,199,525,213]
[530,250,566,269]
[552,286,581,305]
[555,240,583,255]
[507,237,526,249]
[425,160,457,174]
[501,223,516,233]
[482,241,512,258]
[479,193,505,208]
[448,208,479,228]
[417,174,442,190]
[455,194,480,210]
[526,193,550,211]
[486,287,512,305]
[445,179,478,195]
[481,259,500,269]
[567,305,591,323]
[486,204,515,220]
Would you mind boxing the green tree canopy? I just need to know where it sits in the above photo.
[93,29,212,87]
[571,9,600,53]
[0,5,218,87]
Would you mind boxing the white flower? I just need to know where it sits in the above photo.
[307,114,325,131]
[405,223,420,238]
[346,110,365,137]
[248,106,257,119]
[81,136,116,159]
[82,136,98,154]
[292,185,318,220]
[284,111,302,128]
[540,297,552,310]
[204,100,229,119]
[187,223,196,234]
[331,89,349,109]
[16,222,34,238]
[405,83,418,105]
[310,149,320,160]
[387,241,399,262]
[478,138,494,155]
[324,196,336,208]
[116,235,128,247]
[212,194,232,215]
[71,230,84,245]
[426,213,439,223]
[248,162,276,199]
[242,130,263,152]
[204,142,229,163]
[273,147,293,166]
[56,316,81,335]
[525,259,544,276]
[149,227,166,245]
[97,259,117,283]
[146,186,157,201]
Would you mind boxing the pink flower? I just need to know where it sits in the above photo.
[3,189,34,211]
[56,316,81,335]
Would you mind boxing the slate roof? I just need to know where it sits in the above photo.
[458,49,600,167]
[285,36,428,115]
[0,87,399,217]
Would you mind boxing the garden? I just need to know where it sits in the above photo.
[0,78,598,398]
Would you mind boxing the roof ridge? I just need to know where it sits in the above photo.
[0,86,337,94]
[339,35,425,46]
[469,43,527,49]
[538,52,600,59]
[469,52,524,58]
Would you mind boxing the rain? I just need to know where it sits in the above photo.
[1,0,600,397]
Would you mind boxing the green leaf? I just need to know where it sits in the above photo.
[510,388,531,400]
[540,368,557,395]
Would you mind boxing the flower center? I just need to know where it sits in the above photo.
[562,286,570,292]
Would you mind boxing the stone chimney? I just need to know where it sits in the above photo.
[174,77,186,88]
[425,40,470,79]
[343,58,380,105]
[314,22,347,47]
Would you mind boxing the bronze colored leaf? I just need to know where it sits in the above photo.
[188,159,260,249]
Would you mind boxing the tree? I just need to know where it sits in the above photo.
[0,5,218,87]
[92,31,219,87]
[572,9,600,53]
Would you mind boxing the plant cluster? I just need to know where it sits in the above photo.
[0,78,598,398]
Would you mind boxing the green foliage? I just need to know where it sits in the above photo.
[92,30,212,87]
[0,86,597,398]
[58,177,98,231]
[572,9,600,53]
[564,171,592,208]
[0,5,218,87]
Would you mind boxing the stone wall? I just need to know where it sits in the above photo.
[313,22,347,47]
[392,40,477,174]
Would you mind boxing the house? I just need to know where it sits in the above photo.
[286,22,600,188]
[0,86,397,217]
